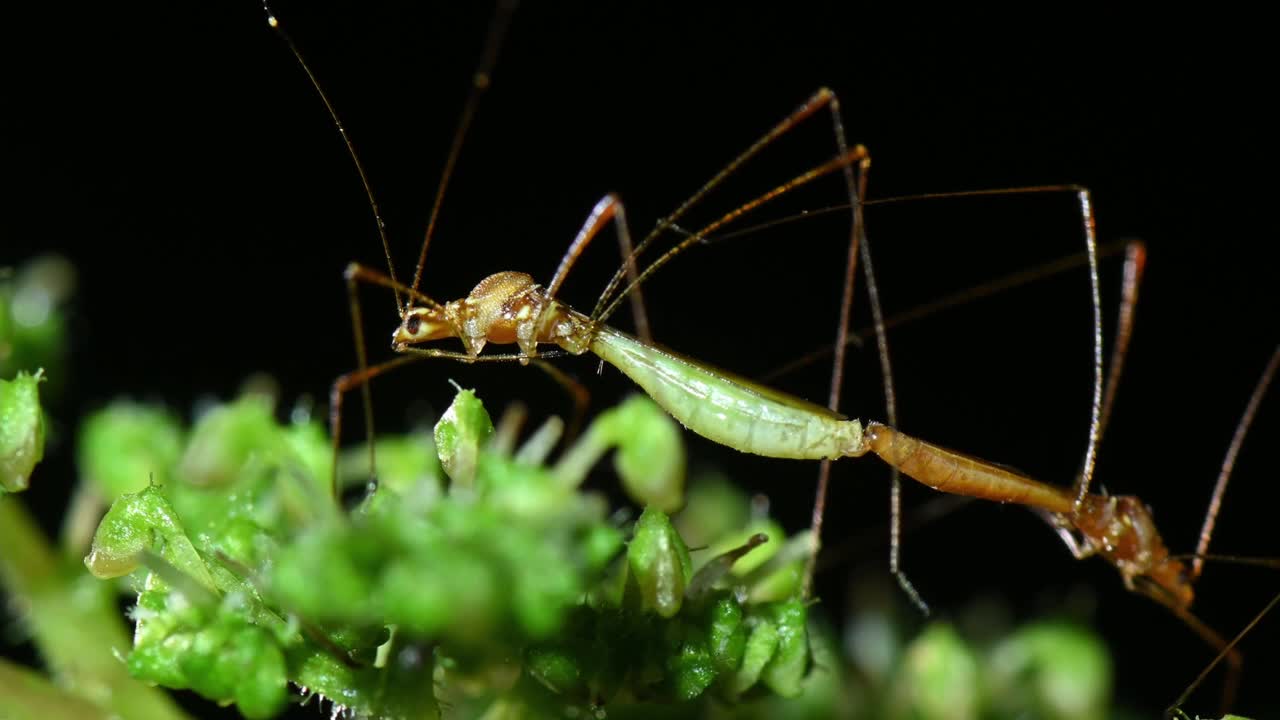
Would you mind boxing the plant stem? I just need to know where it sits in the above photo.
[0,657,113,720]
[0,495,192,720]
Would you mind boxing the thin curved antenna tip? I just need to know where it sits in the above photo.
[863,184,1089,207]
[591,88,842,323]
[596,145,869,325]
[408,0,518,298]
[263,1,404,316]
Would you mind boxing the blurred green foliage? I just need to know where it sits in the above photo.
[1,256,73,392]
[67,388,1127,719]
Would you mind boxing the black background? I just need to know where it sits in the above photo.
[3,3,1277,717]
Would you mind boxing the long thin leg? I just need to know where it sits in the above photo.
[1149,588,1245,716]
[334,260,452,501]
[329,354,425,500]
[539,194,649,429]
[595,144,871,324]
[762,87,924,612]
[853,153,928,616]
[1069,190,1105,511]
[408,0,519,300]
[847,182,1108,503]
[680,183,1114,298]
[343,261,377,499]
[531,359,590,442]
[617,203,653,342]
[546,194,652,342]
[1167,590,1280,718]
[1191,343,1280,581]
[1066,235,1142,509]
[592,89,850,322]
[693,183,1102,243]
[1094,241,1147,442]
[345,262,443,309]
[760,238,1141,384]
[394,346,567,363]
[802,95,866,600]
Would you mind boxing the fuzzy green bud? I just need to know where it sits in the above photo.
[626,507,692,618]
[433,389,493,487]
[84,485,214,589]
[0,370,44,492]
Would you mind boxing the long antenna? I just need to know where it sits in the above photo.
[595,146,870,324]
[262,2,403,314]
[591,89,841,322]
[408,0,519,299]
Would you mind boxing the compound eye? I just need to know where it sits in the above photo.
[404,314,422,336]
[1177,563,1192,587]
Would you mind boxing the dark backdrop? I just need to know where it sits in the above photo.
[4,3,1277,716]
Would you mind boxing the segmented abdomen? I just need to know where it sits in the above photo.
[591,326,863,460]
[865,422,1074,514]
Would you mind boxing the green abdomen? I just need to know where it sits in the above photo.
[590,327,862,460]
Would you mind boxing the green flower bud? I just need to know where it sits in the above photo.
[433,389,493,487]
[706,595,747,673]
[0,370,44,492]
[732,613,779,695]
[627,507,692,618]
[84,485,214,589]
[759,600,808,698]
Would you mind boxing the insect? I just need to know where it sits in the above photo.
[263,3,1275,713]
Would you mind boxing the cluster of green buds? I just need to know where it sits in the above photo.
[68,385,823,718]
[524,505,811,707]
[2,370,1135,720]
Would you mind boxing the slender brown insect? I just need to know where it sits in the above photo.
[266,4,1275,712]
